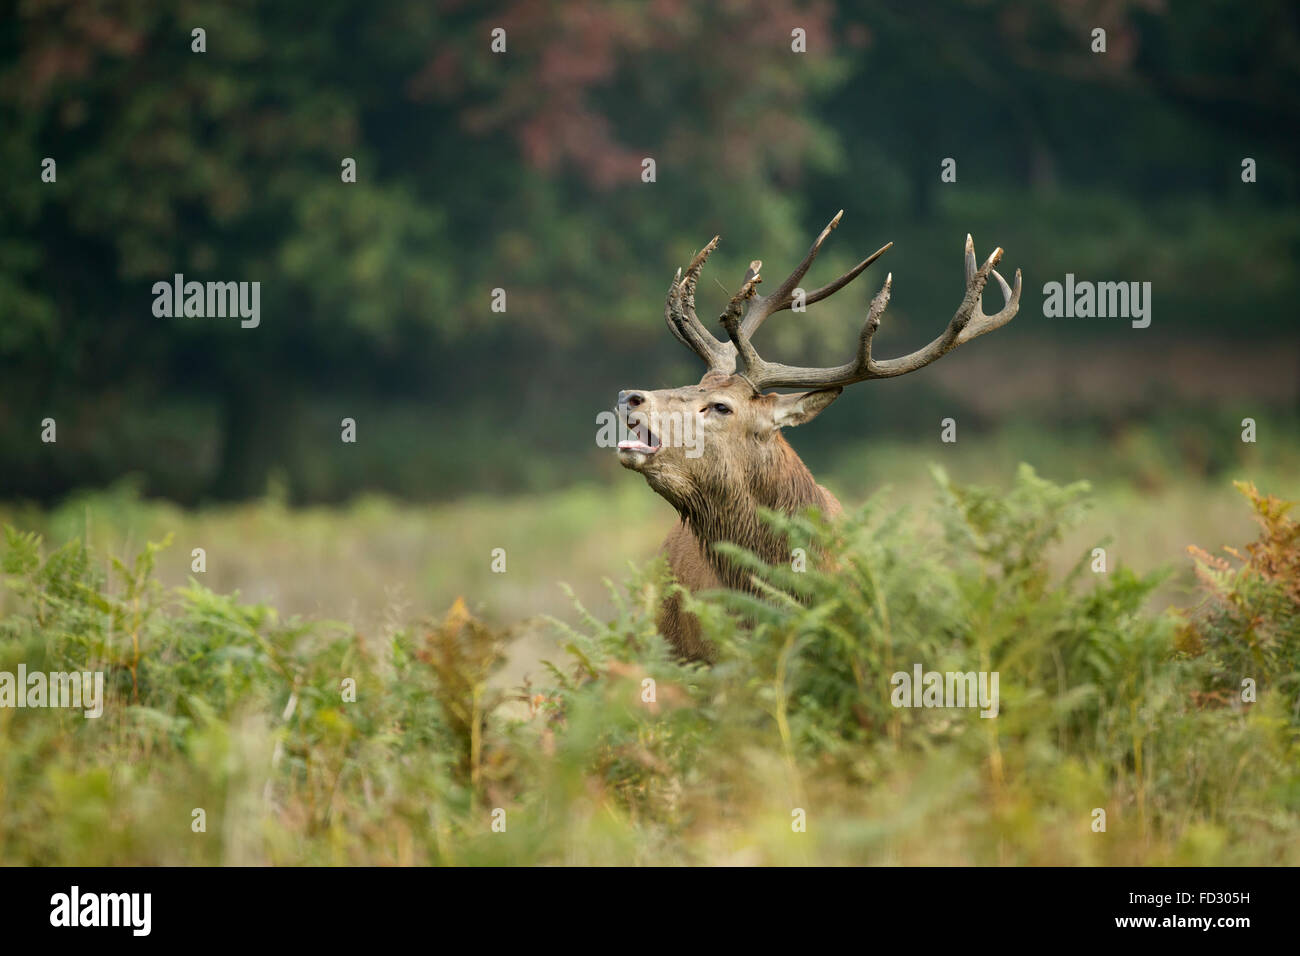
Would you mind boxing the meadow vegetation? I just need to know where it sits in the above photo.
[1,457,1296,865]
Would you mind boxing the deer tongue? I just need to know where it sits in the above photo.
[618,422,659,453]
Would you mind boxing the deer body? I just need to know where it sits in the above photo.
[641,395,844,659]
[617,212,1021,661]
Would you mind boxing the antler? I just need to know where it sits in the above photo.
[664,211,891,378]
[733,209,892,342]
[664,236,736,374]
[666,211,1022,392]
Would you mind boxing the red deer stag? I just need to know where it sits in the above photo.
[616,212,1021,661]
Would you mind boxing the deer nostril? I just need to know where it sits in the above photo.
[620,391,645,409]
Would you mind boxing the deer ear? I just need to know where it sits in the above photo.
[770,388,843,429]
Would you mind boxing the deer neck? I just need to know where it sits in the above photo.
[679,436,823,591]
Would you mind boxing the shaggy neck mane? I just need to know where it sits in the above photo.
[677,435,824,591]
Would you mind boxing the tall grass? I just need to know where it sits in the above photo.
[1,468,1295,864]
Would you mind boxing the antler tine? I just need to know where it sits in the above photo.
[800,241,893,309]
[719,259,763,328]
[664,270,691,349]
[739,210,892,339]
[952,234,1021,346]
[737,210,839,338]
[737,234,1021,390]
[664,236,736,373]
[718,260,766,380]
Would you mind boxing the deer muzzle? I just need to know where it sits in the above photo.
[616,391,662,461]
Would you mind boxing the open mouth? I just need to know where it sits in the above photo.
[617,420,661,456]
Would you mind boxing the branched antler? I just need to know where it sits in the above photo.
[664,236,735,373]
[665,211,1022,391]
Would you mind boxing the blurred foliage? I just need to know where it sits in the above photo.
[1181,482,1300,704]
[1,1,1297,501]
[1,467,1296,864]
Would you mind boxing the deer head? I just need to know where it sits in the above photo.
[616,211,1021,583]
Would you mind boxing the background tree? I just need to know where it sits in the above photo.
[1,0,1296,502]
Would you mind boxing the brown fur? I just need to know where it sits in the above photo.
[631,221,1020,659]
[617,373,843,661]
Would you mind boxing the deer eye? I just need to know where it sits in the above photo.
[710,403,732,415]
